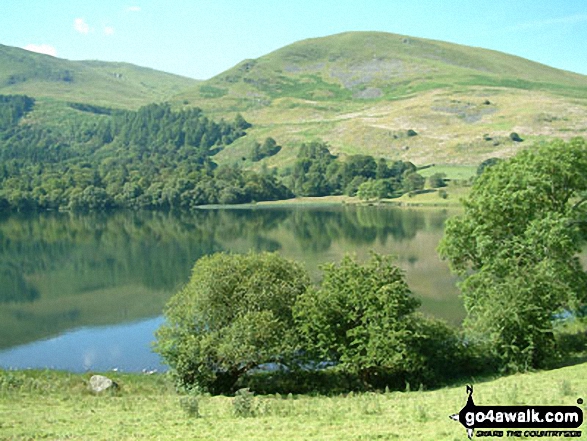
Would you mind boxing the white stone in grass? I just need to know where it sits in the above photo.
[89,375,118,393]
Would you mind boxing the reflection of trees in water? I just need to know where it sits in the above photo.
[0,209,291,304]
[0,207,446,304]
[0,264,39,303]
[287,210,338,252]
[284,207,432,253]
[0,211,221,303]
[353,208,426,243]
[427,209,451,231]
[0,207,458,350]
[195,209,287,245]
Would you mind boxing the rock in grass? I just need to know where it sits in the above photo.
[89,375,118,393]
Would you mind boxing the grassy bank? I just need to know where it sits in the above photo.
[388,185,471,207]
[1,362,585,440]
[230,186,471,209]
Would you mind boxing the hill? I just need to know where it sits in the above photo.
[175,32,587,166]
[1,33,586,169]
[0,44,199,108]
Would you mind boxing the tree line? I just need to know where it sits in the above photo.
[155,252,474,395]
[283,141,425,198]
[0,96,290,210]
[0,95,428,212]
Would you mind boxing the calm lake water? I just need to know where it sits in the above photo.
[0,206,462,372]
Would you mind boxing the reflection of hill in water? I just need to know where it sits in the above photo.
[0,207,461,349]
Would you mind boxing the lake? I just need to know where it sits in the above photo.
[0,205,462,372]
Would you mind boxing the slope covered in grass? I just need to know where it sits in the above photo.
[0,44,199,108]
[175,32,587,166]
[1,362,585,440]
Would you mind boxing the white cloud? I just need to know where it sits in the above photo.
[23,44,57,57]
[127,6,141,12]
[74,17,90,34]
[104,26,115,36]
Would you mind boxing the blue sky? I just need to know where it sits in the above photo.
[1,0,586,79]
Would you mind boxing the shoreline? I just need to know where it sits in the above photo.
[196,189,469,210]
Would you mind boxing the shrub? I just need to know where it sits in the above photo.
[233,388,256,417]
[154,252,311,394]
[476,157,502,176]
[509,132,523,142]
[179,395,200,418]
[294,253,469,389]
[428,172,447,188]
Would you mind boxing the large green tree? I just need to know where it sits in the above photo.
[439,138,587,371]
[154,252,311,394]
[294,253,462,388]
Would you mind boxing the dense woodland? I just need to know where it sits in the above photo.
[286,141,425,198]
[0,94,425,211]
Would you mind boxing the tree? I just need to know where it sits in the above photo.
[357,179,393,201]
[154,252,311,394]
[427,172,446,188]
[439,138,587,371]
[375,158,390,179]
[402,171,425,193]
[294,253,462,388]
[234,113,252,130]
[476,157,501,176]
[250,137,281,162]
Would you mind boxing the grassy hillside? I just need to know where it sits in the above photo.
[198,31,587,104]
[1,362,585,440]
[0,44,199,108]
[1,33,586,168]
[174,32,587,166]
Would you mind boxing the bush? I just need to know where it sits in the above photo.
[233,388,256,417]
[476,157,502,176]
[155,252,311,394]
[294,253,469,389]
[509,132,523,142]
[428,172,447,188]
[179,395,200,418]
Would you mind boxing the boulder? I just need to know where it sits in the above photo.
[89,375,118,393]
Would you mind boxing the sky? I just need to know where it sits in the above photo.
[1,0,586,80]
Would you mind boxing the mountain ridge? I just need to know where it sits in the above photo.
[0,44,200,108]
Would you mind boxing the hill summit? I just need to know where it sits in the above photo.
[204,31,587,102]
[178,32,587,165]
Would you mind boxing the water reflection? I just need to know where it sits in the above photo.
[0,206,462,370]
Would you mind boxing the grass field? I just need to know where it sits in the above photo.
[1,362,585,440]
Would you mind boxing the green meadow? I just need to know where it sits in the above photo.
[1,362,585,440]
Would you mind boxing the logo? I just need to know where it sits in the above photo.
[450,385,583,439]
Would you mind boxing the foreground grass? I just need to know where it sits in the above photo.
[1,363,585,440]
